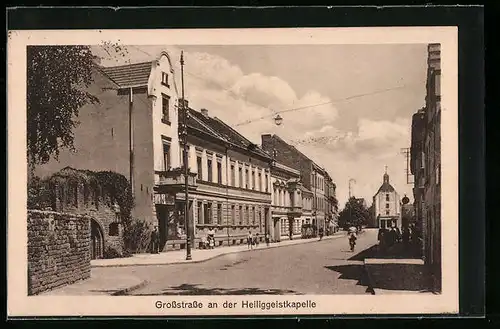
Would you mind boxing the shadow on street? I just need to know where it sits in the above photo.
[348,243,422,261]
[324,264,374,294]
[365,264,432,292]
[133,283,300,296]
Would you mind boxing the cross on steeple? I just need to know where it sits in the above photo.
[385,165,388,174]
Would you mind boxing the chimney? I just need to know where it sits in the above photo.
[178,99,189,109]
[200,108,209,117]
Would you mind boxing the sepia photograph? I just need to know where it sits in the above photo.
[8,27,458,316]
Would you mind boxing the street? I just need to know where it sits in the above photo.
[113,229,379,295]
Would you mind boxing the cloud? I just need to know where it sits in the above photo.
[92,45,415,208]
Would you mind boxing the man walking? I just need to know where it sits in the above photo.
[247,231,253,250]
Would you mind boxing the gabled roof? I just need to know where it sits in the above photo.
[99,62,152,88]
[186,108,271,160]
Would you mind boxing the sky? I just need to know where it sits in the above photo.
[92,43,428,207]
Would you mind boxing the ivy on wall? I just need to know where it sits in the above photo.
[28,167,134,224]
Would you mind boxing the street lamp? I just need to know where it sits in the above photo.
[180,51,192,261]
[274,114,283,126]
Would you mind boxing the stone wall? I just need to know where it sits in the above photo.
[27,210,91,295]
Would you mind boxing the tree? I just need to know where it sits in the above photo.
[27,46,99,168]
[338,197,370,229]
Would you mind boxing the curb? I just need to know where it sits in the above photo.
[111,280,149,296]
[93,233,346,268]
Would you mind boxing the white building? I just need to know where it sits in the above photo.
[373,169,401,229]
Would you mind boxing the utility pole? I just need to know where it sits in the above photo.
[181,51,192,261]
[400,147,413,184]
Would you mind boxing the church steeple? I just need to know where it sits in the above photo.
[383,166,389,184]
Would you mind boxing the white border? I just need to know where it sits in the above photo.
[7,27,458,316]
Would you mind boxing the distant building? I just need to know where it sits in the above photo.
[372,169,401,229]
[410,43,441,292]
[261,134,338,233]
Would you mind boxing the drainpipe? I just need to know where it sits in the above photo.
[225,143,230,246]
[129,87,135,197]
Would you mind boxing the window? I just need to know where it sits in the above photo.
[231,205,236,225]
[434,73,440,96]
[258,173,262,191]
[197,202,202,224]
[163,144,171,171]
[205,203,212,224]
[238,167,243,188]
[265,174,269,192]
[230,165,235,187]
[162,94,170,123]
[385,210,390,216]
[161,72,169,87]
[386,203,390,209]
[217,204,222,224]
[217,162,222,184]
[251,171,255,190]
[197,156,202,180]
[252,207,256,224]
[245,206,250,224]
[245,169,249,188]
[207,159,213,182]
[239,205,243,225]
[386,194,390,201]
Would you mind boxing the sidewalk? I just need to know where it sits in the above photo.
[40,269,148,296]
[92,231,346,268]
[363,243,434,295]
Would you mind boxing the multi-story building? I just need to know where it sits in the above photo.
[261,134,337,233]
[411,43,441,292]
[324,173,339,233]
[372,169,401,229]
[269,161,303,241]
[34,51,182,255]
[177,106,273,250]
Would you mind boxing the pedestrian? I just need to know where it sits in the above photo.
[265,233,270,246]
[402,227,410,247]
[247,231,253,250]
[378,228,387,251]
[254,233,260,248]
[150,226,159,254]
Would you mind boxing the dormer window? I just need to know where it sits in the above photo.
[161,72,170,87]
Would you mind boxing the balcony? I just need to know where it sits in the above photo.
[154,167,198,194]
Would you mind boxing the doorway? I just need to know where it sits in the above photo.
[90,219,104,260]
[273,217,281,242]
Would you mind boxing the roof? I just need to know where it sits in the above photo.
[186,108,272,160]
[376,182,396,194]
[99,62,152,88]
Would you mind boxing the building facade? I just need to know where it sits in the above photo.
[410,43,441,292]
[164,106,273,250]
[34,52,180,254]
[372,170,401,229]
[261,134,338,233]
[269,162,303,241]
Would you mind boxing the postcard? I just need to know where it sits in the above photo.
[8,26,458,316]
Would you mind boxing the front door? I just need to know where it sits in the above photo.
[273,217,281,242]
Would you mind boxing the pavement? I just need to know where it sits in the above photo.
[91,231,346,268]
[361,242,435,295]
[43,230,374,296]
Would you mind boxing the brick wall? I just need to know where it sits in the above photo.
[27,210,91,295]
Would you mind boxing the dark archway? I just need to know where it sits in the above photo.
[91,219,104,260]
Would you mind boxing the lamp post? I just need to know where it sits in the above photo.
[180,51,192,261]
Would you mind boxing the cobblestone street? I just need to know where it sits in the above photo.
[121,229,378,295]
